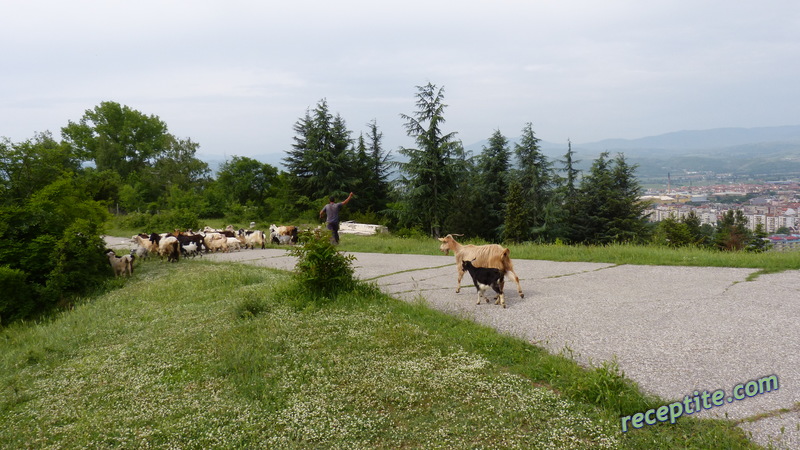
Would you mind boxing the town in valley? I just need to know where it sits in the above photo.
[642,174,800,250]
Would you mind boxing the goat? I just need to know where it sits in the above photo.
[132,233,158,257]
[226,237,242,251]
[202,226,236,238]
[204,232,229,253]
[269,224,298,244]
[149,233,181,262]
[237,229,266,249]
[176,233,206,253]
[180,242,201,258]
[438,234,524,298]
[131,245,150,261]
[462,259,506,308]
[106,249,134,276]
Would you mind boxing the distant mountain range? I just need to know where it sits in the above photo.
[200,125,800,181]
[465,125,800,181]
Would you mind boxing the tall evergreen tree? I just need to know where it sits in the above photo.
[351,120,391,216]
[503,178,527,243]
[551,139,582,242]
[395,83,462,237]
[573,152,613,244]
[561,139,580,200]
[607,153,650,242]
[476,130,511,240]
[284,99,355,202]
[443,154,483,238]
[514,123,553,241]
[574,152,648,244]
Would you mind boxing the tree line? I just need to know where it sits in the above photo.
[0,84,766,324]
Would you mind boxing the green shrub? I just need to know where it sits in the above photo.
[46,219,110,300]
[289,228,356,300]
[116,212,151,230]
[0,266,35,325]
[394,227,427,239]
[117,209,200,232]
[148,208,199,231]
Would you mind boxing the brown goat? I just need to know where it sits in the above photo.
[437,234,524,298]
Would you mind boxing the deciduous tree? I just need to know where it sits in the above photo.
[61,101,170,180]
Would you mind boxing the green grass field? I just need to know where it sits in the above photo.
[336,233,800,277]
[0,257,762,448]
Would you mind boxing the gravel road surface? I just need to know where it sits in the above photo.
[108,237,800,448]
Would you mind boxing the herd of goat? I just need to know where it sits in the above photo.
[105,224,299,275]
[106,230,524,309]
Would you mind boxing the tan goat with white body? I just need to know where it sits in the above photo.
[106,249,134,276]
[437,234,524,299]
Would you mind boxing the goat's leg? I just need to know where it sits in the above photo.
[494,279,505,306]
[456,267,464,293]
[508,270,524,298]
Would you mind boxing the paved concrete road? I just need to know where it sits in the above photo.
[110,238,799,448]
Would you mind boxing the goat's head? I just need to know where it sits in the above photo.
[437,234,463,255]
[461,258,477,270]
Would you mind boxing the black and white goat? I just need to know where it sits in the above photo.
[462,259,507,308]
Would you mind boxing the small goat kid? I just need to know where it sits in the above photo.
[438,234,524,298]
[462,259,506,308]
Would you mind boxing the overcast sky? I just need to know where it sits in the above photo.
[3,0,800,161]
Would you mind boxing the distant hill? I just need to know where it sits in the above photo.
[198,126,800,181]
[464,125,800,181]
[577,125,800,152]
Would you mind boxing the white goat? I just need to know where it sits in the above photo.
[226,237,242,251]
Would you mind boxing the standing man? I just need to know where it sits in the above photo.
[320,192,354,244]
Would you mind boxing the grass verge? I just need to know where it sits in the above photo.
[336,233,800,272]
[0,260,757,448]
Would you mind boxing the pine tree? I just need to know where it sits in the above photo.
[395,83,462,237]
[284,99,356,202]
[353,120,391,216]
[715,209,750,251]
[503,179,527,243]
[514,123,553,241]
[574,152,649,244]
[475,130,511,240]
[607,153,650,242]
[551,139,582,242]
